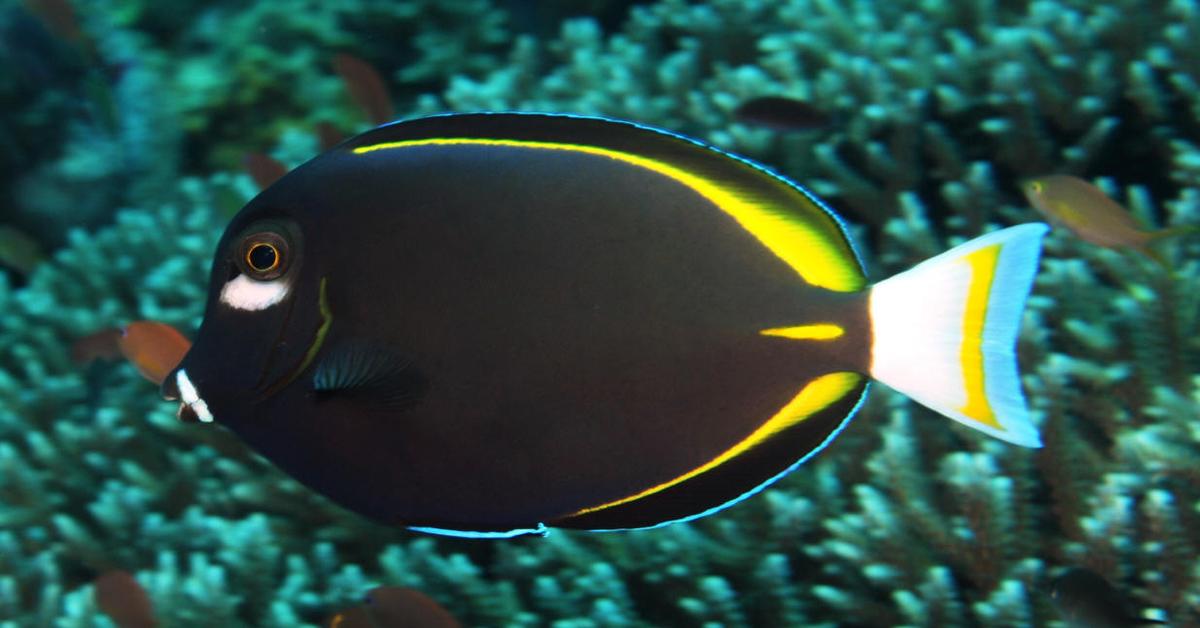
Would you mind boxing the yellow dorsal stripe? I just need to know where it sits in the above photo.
[569,371,861,517]
[959,245,1000,428]
[353,138,862,291]
[760,323,844,340]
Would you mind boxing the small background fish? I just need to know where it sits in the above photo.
[1050,567,1168,627]
[1021,174,1197,262]
[733,96,833,132]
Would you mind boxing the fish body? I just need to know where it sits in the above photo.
[332,53,393,126]
[1050,568,1168,627]
[72,327,124,365]
[733,96,832,131]
[73,321,191,385]
[0,224,44,277]
[366,587,460,628]
[164,113,1047,537]
[1021,174,1195,257]
[93,571,157,628]
[327,587,460,628]
[118,321,192,386]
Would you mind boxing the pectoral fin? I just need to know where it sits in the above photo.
[312,340,427,409]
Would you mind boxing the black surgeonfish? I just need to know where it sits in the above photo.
[161,113,1048,537]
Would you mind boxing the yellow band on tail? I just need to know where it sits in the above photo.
[959,244,1002,429]
[868,224,1047,447]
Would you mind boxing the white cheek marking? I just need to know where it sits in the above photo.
[219,274,291,311]
[176,369,214,423]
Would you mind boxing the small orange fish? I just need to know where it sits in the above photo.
[23,0,83,45]
[316,121,346,152]
[71,327,124,365]
[326,587,460,628]
[117,322,191,386]
[93,571,157,628]
[326,607,374,628]
[1021,175,1196,259]
[242,152,288,190]
[366,587,460,628]
[333,53,393,127]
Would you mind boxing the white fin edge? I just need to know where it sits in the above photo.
[868,223,1048,447]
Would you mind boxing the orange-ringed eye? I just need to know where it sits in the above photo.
[237,229,290,280]
[246,242,279,272]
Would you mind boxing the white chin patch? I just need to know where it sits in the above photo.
[219,274,290,311]
[176,369,214,423]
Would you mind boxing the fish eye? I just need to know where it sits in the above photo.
[247,242,278,272]
[237,231,290,280]
[1028,181,1044,194]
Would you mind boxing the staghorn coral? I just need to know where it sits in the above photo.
[3,0,510,260]
[160,0,509,170]
[2,0,1199,626]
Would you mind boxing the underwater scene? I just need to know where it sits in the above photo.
[2,0,1200,626]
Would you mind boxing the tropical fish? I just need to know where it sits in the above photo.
[0,224,45,278]
[161,113,1047,537]
[733,96,832,132]
[23,0,83,46]
[118,321,191,386]
[327,607,374,628]
[1049,567,1168,627]
[74,322,191,386]
[333,53,393,127]
[316,121,345,152]
[242,152,288,191]
[93,570,157,628]
[365,587,460,628]
[71,327,124,364]
[327,587,460,628]
[1020,174,1196,260]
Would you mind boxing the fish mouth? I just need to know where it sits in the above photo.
[158,278,330,421]
[174,369,215,424]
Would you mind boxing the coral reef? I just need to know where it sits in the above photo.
[2,0,509,254]
[1,0,1197,626]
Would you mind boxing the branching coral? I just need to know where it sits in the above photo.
[158,0,509,170]
[3,0,509,263]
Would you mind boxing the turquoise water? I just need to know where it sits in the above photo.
[1,1,1198,625]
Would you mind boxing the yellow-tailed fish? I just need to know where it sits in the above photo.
[159,113,1049,537]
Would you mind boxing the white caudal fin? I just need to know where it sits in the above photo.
[868,224,1049,447]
